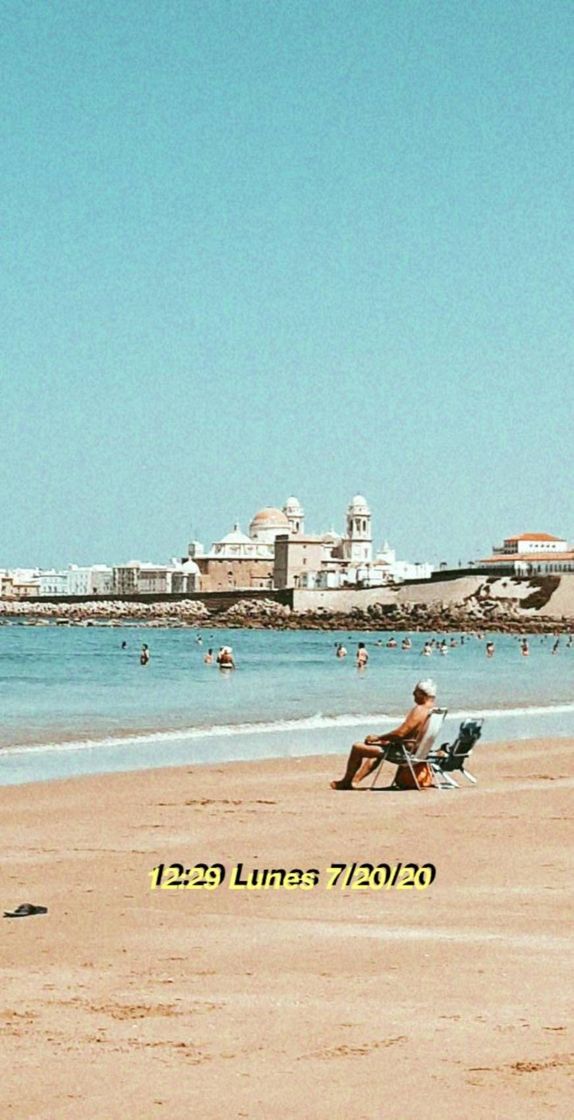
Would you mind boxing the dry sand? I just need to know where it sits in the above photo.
[1,739,573,1119]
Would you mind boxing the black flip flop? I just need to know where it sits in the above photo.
[3,903,48,918]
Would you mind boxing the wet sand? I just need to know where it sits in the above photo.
[1,738,573,1118]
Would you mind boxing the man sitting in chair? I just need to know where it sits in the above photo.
[330,679,437,790]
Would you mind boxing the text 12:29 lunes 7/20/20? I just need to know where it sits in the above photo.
[148,862,437,891]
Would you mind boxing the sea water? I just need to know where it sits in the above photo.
[0,625,572,785]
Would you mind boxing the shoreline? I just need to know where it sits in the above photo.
[2,739,573,1118]
[1,728,573,784]
[3,705,574,787]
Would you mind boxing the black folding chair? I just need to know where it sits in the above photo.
[429,718,483,788]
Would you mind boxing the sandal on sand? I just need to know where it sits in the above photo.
[3,903,48,918]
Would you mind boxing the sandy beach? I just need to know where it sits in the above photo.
[2,738,573,1119]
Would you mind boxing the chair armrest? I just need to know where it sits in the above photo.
[382,739,418,764]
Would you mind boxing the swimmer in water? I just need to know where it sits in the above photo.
[486,641,495,658]
[520,639,529,657]
[421,641,433,657]
[140,643,150,666]
[356,642,368,669]
[203,648,214,664]
[336,643,347,658]
[217,646,235,669]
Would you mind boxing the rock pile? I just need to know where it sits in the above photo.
[0,599,209,625]
[218,599,291,626]
[0,588,571,633]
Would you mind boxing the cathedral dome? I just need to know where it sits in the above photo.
[249,507,290,544]
[348,494,370,514]
[250,507,289,526]
[219,526,253,545]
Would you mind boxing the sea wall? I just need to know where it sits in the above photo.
[292,587,397,612]
[1,574,573,630]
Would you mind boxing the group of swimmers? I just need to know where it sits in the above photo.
[204,646,235,669]
[333,632,573,666]
[121,637,236,669]
[128,630,573,671]
[336,641,369,668]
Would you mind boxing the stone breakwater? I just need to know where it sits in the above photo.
[0,599,209,625]
[0,595,571,633]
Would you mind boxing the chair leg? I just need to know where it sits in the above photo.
[403,752,423,790]
[460,769,477,784]
[435,770,458,789]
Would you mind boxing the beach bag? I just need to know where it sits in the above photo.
[394,762,434,790]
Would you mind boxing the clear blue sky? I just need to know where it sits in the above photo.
[1,0,572,567]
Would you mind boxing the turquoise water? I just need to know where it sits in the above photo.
[0,625,573,785]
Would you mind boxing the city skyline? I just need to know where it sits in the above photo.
[2,485,571,576]
[2,1,572,568]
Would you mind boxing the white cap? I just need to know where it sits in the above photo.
[416,678,437,697]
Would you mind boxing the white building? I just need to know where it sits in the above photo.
[170,559,201,594]
[342,495,373,564]
[274,496,433,588]
[493,533,568,556]
[90,566,114,595]
[66,565,114,596]
[480,532,574,575]
[372,542,434,584]
[36,565,114,597]
[113,561,200,595]
[38,570,68,596]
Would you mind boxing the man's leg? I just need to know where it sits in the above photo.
[355,737,398,784]
[331,743,383,789]
[354,753,385,785]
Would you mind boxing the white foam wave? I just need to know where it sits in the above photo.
[449,703,574,719]
[2,701,574,758]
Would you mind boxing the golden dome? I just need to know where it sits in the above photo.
[250,507,289,525]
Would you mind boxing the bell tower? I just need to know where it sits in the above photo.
[346,495,372,563]
[283,496,304,535]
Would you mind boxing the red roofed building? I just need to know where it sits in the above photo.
[494,533,568,556]
[479,532,574,574]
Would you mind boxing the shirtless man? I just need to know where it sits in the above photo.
[217,646,235,669]
[330,679,437,789]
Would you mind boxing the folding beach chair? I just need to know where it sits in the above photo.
[369,708,448,791]
[428,718,483,788]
